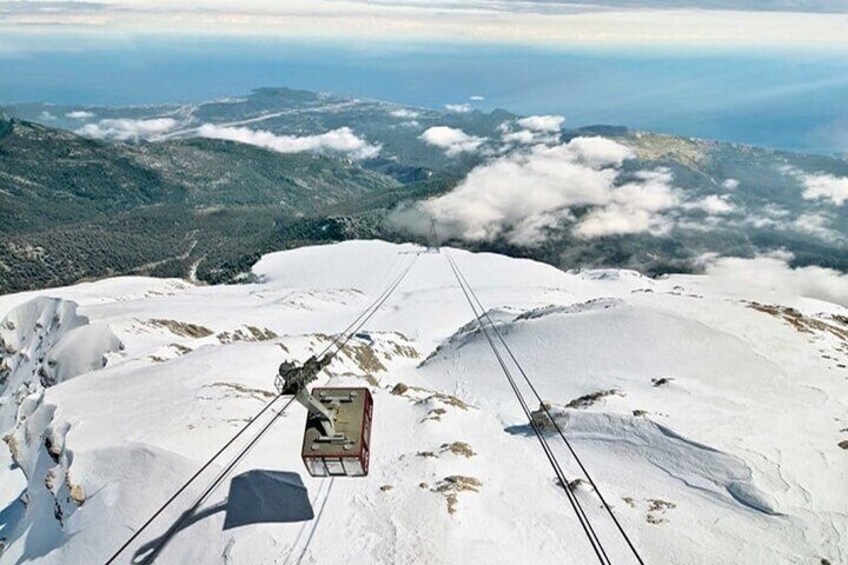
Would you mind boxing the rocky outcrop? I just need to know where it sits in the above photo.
[0,297,123,433]
[0,298,121,538]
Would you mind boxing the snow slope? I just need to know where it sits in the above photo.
[0,240,846,564]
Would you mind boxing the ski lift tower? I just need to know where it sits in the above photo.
[426,218,441,253]
[276,356,373,477]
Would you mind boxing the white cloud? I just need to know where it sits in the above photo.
[700,251,848,307]
[196,124,381,159]
[566,136,634,168]
[403,136,683,245]
[419,126,486,156]
[65,110,95,119]
[722,178,740,190]
[574,205,673,238]
[741,204,799,230]
[801,173,848,205]
[444,103,472,113]
[502,129,549,145]
[4,2,848,50]
[470,95,485,101]
[793,211,842,242]
[685,194,736,215]
[503,129,547,145]
[39,111,56,121]
[515,115,565,132]
[573,168,679,238]
[76,118,177,141]
[389,108,419,119]
[500,119,564,147]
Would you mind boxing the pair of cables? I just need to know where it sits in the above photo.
[105,253,419,564]
[446,252,644,565]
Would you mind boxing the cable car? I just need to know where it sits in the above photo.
[301,387,372,477]
[277,357,373,478]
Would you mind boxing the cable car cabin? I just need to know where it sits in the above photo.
[301,387,373,478]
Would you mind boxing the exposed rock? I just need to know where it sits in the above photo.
[170,343,193,355]
[217,326,278,344]
[441,442,475,458]
[69,484,85,506]
[391,382,409,395]
[566,389,623,409]
[422,408,447,422]
[646,499,676,525]
[148,319,214,338]
[748,302,848,341]
[433,476,483,514]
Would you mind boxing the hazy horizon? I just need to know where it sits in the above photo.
[3,37,847,156]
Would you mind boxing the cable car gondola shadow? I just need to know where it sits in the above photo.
[131,470,314,564]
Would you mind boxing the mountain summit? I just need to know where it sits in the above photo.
[1,241,845,563]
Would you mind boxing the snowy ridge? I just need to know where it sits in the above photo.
[0,241,845,564]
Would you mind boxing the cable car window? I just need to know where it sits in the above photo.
[342,458,363,476]
[325,458,345,476]
[307,458,328,477]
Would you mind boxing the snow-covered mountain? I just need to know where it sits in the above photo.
[0,240,846,564]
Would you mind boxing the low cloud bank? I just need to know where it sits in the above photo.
[444,103,472,113]
[515,115,565,133]
[76,118,177,141]
[389,108,419,119]
[396,136,684,245]
[197,125,381,159]
[700,251,848,307]
[793,211,842,242]
[66,110,95,119]
[394,135,746,245]
[801,173,848,206]
[419,126,486,156]
[499,115,565,146]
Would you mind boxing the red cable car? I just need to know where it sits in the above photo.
[301,387,373,477]
[277,357,373,478]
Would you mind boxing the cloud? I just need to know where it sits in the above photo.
[573,168,679,238]
[419,139,627,243]
[336,1,848,14]
[684,194,735,215]
[65,110,95,119]
[498,120,560,149]
[793,211,842,242]
[515,115,565,132]
[470,95,485,101]
[801,173,848,205]
[4,2,848,50]
[196,124,381,159]
[722,178,740,190]
[502,129,546,145]
[699,251,848,307]
[76,117,177,140]
[566,135,634,167]
[444,103,472,113]
[397,136,686,245]
[419,126,486,156]
[389,108,419,119]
